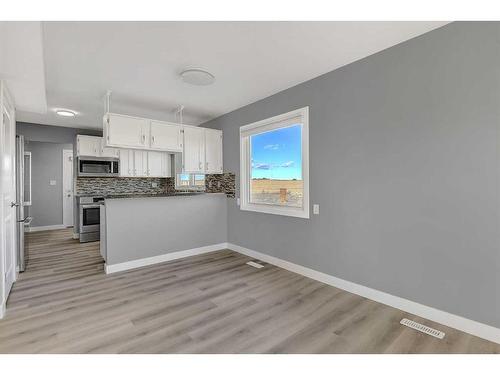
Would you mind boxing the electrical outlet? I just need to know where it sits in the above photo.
[151,182,158,188]
[49,180,57,186]
[237,198,240,206]
[313,204,320,215]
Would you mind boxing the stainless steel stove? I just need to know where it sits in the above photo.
[78,196,104,242]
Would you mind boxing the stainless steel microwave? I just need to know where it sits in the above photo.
[77,157,119,177]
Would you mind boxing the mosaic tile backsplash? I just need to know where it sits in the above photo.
[76,177,172,196]
[76,172,235,197]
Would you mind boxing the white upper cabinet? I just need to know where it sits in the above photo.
[119,149,170,178]
[150,121,183,152]
[77,135,102,157]
[147,151,171,177]
[182,126,205,173]
[100,139,119,158]
[119,149,134,177]
[205,129,223,174]
[104,113,149,149]
[133,150,148,177]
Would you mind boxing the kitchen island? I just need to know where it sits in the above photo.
[100,193,228,273]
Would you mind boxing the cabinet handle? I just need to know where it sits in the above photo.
[199,162,202,170]
[152,135,155,144]
[142,134,146,144]
[128,169,131,175]
[206,162,208,170]
[134,169,137,175]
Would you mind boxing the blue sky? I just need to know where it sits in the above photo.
[251,124,302,180]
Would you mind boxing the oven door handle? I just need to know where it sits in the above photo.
[81,204,102,209]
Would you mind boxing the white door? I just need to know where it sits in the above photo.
[1,82,17,316]
[147,151,164,177]
[183,126,205,173]
[119,149,133,177]
[106,113,149,149]
[150,121,183,152]
[62,149,74,227]
[77,135,100,157]
[205,129,223,174]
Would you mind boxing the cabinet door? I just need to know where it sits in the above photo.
[105,113,149,149]
[205,129,223,174]
[150,121,183,152]
[101,139,119,158]
[77,135,101,157]
[183,126,205,173]
[133,150,147,177]
[147,151,164,177]
[162,153,171,177]
[119,149,134,177]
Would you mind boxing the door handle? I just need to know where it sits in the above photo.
[10,201,19,208]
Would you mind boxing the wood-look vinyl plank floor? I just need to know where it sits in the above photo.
[0,228,498,354]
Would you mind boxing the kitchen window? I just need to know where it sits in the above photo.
[239,107,309,218]
[176,173,206,191]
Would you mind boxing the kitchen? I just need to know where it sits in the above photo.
[2,20,500,359]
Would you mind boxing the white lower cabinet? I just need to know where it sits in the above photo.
[119,149,171,177]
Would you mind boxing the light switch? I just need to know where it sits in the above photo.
[49,180,57,186]
[313,204,320,215]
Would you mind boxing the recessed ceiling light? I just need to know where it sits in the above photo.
[56,109,76,117]
[180,68,215,86]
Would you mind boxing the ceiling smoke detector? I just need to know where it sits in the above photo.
[56,109,76,117]
[180,68,215,86]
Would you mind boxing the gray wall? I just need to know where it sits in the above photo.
[24,141,73,227]
[203,22,500,328]
[17,122,102,228]
[17,122,101,143]
[104,194,227,265]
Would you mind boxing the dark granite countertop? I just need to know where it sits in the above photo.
[103,192,226,199]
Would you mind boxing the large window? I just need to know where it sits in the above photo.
[240,107,309,218]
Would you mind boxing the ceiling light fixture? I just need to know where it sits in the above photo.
[56,109,76,117]
[180,68,215,86]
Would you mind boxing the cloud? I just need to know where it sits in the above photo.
[264,144,280,150]
[253,163,271,170]
[280,161,294,168]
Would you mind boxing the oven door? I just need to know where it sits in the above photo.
[79,204,101,233]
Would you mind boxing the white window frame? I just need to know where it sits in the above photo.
[175,173,206,191]
[239,107,309,219]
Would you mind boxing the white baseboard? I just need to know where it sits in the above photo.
[105,243,229,274]
[29,224,67,232]
[72,233,80,239]
[227,242,500,345]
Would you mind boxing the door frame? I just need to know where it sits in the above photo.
[0,81,17,318]
[62,149,74,227]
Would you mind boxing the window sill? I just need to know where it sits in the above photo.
[240,202,310,219]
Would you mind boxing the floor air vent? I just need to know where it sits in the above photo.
[400,318,445,339]
[246,261,264,269]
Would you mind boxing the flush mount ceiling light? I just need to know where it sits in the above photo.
[56,109,76,117]
[180,68,215,86]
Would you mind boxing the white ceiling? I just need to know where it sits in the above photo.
[10,21,448,129]
[0,22,47,114]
